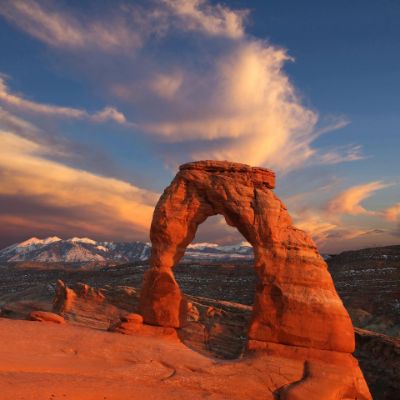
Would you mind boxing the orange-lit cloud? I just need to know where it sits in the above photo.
[0,0,141,52]
[384,203,400,221]
[162,0,248,38]
[0,77,127,124]
[0,130,158,242]
[142,41,319,171]
[2,0,389,253]
[150,72,184,100]
[327,181,390,216]
[285,180,399,253]
[0,1,361,171]
[0,0,247,53]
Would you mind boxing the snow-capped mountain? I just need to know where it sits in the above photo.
[0,237,253,263]
[0,237,151,263]
[184,241,253,261]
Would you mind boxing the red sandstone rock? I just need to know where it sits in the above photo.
[121,313,143,324]
[139,160,355,353]
[109,316,177,340]
[52,281,137,329]
[28,311,65,324]
[53,280,76,313]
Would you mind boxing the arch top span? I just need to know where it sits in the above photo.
[139,160,355,354]
[179,160,275,189]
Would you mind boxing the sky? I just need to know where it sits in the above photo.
[0,0,399,253]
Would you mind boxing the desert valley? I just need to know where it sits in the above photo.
[0,161,398,399]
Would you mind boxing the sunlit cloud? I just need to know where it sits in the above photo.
[0,106,38,135]
[91,106,127,124]
[0,0,142,53]
[384,203,400,221]
[0,0,362,172]
[141,41,319,171]
[327,181,390,216]
[0,130,158,242]
[0,76,127,124]
[0,0,247,54]
[162,0,248,38]
[286,180,398,253]
[292,206,395,253]
[150,71,184,100]
[316,144,365,165]
[1,0,386,252]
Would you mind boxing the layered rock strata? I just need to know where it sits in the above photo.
[138,160,372,398]
[139,160,355,352]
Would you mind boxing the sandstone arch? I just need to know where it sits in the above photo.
[139,160,355,353]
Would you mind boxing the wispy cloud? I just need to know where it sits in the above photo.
[286,180,397,252]
[0,0,382,251]
[0,130,158,242]
[316,145,365,165]
[0,0,362,172]
[162,0,248,38]
[0,0,248,54]
[0,0,142,53]
[327,181,390,216]
[384,203,400,221]
[0,106,38,135]
[0,76,127,124]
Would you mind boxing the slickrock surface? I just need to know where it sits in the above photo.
[0,316,371,400]
[139,160,354,353]
[0,263,396,398]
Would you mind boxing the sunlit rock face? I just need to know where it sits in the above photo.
[139,160,355,353]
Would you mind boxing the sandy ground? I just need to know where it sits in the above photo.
[0,318,302,400]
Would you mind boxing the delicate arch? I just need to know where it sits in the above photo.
[139,161,354,353]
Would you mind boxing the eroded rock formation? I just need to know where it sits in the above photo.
[138,160,372,398]
[139,160,354,352]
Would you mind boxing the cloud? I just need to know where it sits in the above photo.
[0,0,379,252]
[162,0,248,38]
[316,144,365,165]
[0,0,247,54]
[0,106,38,135]
[0,130,158,243]
[0,1,362,171]
[141,41,319,171]
[0,0,141,53]
[0,76,127,124]
[384,203,400,221]
[92,106,127,124]
[327,181,389,216]
[286,180,397,253]
[150,71,184,100]
[293,215,339,245]
[292,207,393,254]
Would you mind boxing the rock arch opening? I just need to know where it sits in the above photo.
[173,214,256,304]
[171,214,257,359]
[139,160,355,354]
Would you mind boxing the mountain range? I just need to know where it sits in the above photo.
[0,237,253,263]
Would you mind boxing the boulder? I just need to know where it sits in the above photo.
[28,311,65,324]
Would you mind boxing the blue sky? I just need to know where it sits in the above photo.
[0,0,399,252]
